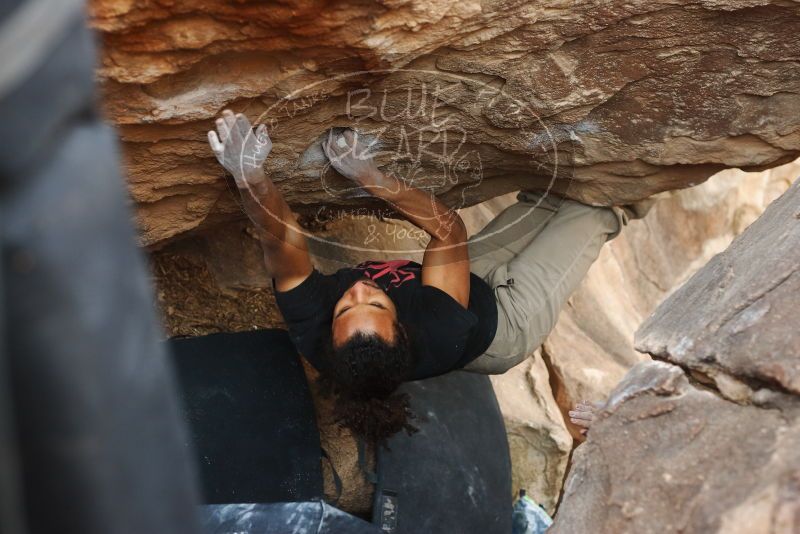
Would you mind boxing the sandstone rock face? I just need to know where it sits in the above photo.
[543,162,795,438]
[88,0,800,246]
[551,177,800,533]
[636,177,800,398]
[550,361,800,534]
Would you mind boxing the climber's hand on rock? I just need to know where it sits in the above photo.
[208,109,272,191]
[322,129,384,187]
[569,400,603,436]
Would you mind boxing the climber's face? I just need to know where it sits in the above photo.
[332,278,397,347]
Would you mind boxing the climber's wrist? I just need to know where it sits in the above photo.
[357,169,394,190]
[234,167,268,193]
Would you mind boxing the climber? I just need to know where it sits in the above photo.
[208,110,630,442]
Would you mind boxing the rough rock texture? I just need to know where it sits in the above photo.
[550,361,800,534]
[544,162,795,438]
[636,176,800,399]
[88,0,800,246]
[552,176,800,533]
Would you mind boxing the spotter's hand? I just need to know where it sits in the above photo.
[208,110,272,189]
[322,129,382,186]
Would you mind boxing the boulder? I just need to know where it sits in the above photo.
[543,163,795,438]
[636,176,800,399]
[88,0,800,246]
[552,176,800,532]
[550,361,800,534]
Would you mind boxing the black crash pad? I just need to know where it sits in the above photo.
[169,329,323,504]
[372,371,512,534]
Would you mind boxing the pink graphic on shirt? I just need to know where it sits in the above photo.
[356,260,418,288]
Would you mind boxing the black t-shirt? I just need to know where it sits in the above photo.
[274,260,498,380]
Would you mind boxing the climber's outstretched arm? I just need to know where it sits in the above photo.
[323,129,469,308]
[208,110,312,291]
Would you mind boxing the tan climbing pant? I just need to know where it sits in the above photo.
[464,191,622,374]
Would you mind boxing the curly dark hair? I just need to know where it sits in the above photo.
[320,324,418,445]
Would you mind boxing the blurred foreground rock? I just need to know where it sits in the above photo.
[551,178,800,533]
